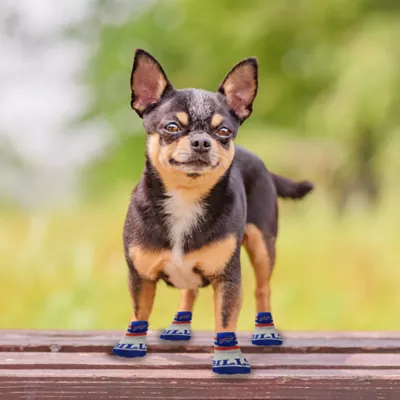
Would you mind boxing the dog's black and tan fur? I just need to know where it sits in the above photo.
[123,49,313,334]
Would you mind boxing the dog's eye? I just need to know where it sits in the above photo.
[164,122,180,134]
[217,127,231,138]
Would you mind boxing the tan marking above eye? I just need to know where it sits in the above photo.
[176,112,189,126]
[211,113,224,127]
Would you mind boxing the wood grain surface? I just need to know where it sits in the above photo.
[1,330,399,399]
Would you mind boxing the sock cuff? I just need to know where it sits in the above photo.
[255,312,274,326]
[127,320,148,335]
[214,332,239,350]
[173,311,192,324]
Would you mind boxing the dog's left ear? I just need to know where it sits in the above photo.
[130,49,173,117]
[218,58,258,122]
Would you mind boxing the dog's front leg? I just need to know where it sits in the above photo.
[113,267,156,358]
[160,289,198,341]
[212,255,250,375]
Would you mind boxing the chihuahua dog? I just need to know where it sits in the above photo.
[112,49,313,374]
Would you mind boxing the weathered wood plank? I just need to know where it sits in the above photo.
[5,330,399,339]
[1,330,399,353]
[1,352,400,370]
[1,330,398,399]
[1,369,399,400]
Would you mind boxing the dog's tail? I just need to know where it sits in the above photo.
[271,173,314,200]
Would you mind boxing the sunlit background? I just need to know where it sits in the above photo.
[1,0,399,331]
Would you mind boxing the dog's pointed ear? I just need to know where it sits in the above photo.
[218,58,258,122]
[130,49,173,117]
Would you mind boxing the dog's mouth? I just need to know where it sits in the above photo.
[169,158,210,167]
[168,157,219,171]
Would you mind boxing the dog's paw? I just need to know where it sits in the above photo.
[252,312,283,346]
[160,311,192,341]
[160,325,191,341]
[112,320,148,357]
[112,341,147,357]
[212,332,251,375]
[252,327,283,346]
[212,350,251,375]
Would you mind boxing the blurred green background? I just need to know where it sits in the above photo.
[1,0,399,331]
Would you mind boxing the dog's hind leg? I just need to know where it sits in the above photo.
[243,223,282,346]
[160,289,198,341]
[243,223,275,313]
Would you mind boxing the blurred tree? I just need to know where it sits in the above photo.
[75,0,400,208]
[307,15,400,209]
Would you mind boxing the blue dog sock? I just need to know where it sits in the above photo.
[252,312,283,346]
[212,332,251,375]
[160,311,192,341]
[112,320,148,357]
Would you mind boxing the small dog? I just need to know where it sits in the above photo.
[112,49,313,374]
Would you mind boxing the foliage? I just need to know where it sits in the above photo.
[78,0,400,206]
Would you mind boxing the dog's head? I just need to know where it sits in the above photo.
[130,49,258,191]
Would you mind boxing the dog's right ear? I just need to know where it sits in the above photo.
[130,49,173,117]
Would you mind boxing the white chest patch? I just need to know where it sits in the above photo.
[162,191,205,289]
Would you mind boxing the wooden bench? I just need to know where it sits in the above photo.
[1,330,399,399]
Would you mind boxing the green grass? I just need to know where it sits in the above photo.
[1,185,399,331]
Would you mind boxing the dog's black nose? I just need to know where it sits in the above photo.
[190,135,211,153]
